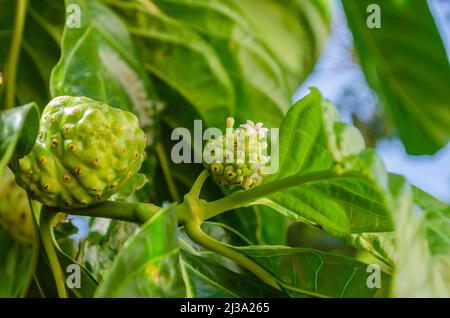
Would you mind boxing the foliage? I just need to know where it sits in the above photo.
[0,0,449,298]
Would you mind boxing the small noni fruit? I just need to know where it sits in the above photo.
[0,168,34,243]
[14,96,146,208]
[204,118,270,190]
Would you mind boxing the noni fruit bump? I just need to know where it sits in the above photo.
[204,118,270,189]
[14,96,146,208]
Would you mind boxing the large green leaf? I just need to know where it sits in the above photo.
[389,176,450,297]
[213,89,394,236]
[179,224,387,298]
[260,90,393,235]
[106,0,235,129]
[51,0,157,128]
[151,0,291,128]
[238,245,390,297]
[95,204,185,297]
[0,227,32,297]
[0,103,40,178]
[0,0,64,109]
[342,0,450,155]
[179,251,284,297]
[179,223,390,297]
[226,0,331,90]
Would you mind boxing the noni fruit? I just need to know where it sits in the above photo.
[204,118,270,189]
[14,96,146,208]
[0,168,34,243]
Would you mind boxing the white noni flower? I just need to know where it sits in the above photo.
[204,117,271,190]
[240,120,269,138]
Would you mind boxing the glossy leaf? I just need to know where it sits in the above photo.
[0,103,40,178]
[0,0,64,109]
[343,0,450,155]
[51,0,157,129]
[151,0,291,128]
[79,219,139,282]
[226,0,331,89]
[217,206,288,245]
[0,227,32,297]
[107,0,235,129]
[389,175,450,297]
[180,225,391,297]
[229,89,394,235]
[180,251,284,297]
[239,245,391,298]
[347,231,396,267]
[95,204,185,297]
[179,222,251,273]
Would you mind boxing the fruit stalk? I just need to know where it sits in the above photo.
[40,207,67,298]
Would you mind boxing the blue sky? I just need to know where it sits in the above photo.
[295,0,450,203]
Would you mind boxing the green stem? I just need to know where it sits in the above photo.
[19,198,40,298]
[40,206,67,298]
[60,201,161,224]
[184,221,280,290]
[203,169,340,220]
[5,0,27,109]
[189,170,210,198]
[155,142,181,203]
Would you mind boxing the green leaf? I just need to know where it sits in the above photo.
[51,0,157,128]
[342,0,450,155]
[346,231,396,267]
[179,251,284,297]
[239,245,391,297]
[179,222,251,273]
[80,219,139,282]
[226,0,331,90]
[151,0,291,128]
[107,0,235,129]
[412,187,450,258]
[31,248,98,298]
[217,89,393,235]
[389,175,450,297]
[0,103,40,178]
[95,204,185,297]
[0,227,32,297]
[217,206,288,245]
[0,0,64,109]
[51,0,159,203]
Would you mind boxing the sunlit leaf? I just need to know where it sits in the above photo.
[95,204,185,297]
[0,103,40,177]
[343,0,450,155]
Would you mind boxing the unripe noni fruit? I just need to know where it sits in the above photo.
[0,168,34,243]
[204,118,270,190]
[14,96,146,208]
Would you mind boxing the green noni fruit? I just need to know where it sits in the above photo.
[14,96,146,208]
[0,168,34,243]
[204,118,270,190]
